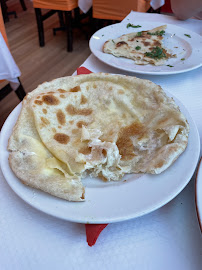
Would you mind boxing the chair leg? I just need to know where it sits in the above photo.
[35,8,45,47]
[1,0,9,22]
[58,11,65,28]
[0,80,26,102]
[19,0,27,11]
[0,84,12,101]
[74,7,80,27]
[15,79,26,101]
[65,11,73,52]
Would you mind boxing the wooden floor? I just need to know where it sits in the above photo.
[0,0,91,129]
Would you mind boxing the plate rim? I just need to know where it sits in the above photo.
[195,158,202,232]
[89,21,202,75]
[0,91,200,224]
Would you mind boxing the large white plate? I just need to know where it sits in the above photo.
[89,22,202,75]
[195,158,202,231]
[0,92,200,224]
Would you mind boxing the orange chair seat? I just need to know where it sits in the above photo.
[93,0,151,21]
[33,0,78,11]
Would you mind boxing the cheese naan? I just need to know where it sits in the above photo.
[8,73,189,201]
[103,25,176,65]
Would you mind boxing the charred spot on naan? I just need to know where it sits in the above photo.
[116,122,145,161]
[56,109,66,125]
[57,89,66,93]
[40,117,50,126]
[53,133,70,144]
[102,149,107,157]
[42,94,60,105]
[69,86,81,92]
[78,146,92,155]
[80,95,87,104]
[66,104,92,116]
[116,41,128,48]
[35,100,43,105]
[76,121,88,128]
[143,41,150,47]
[152,40,161,47]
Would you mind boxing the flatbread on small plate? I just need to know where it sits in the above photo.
[103,25,176,65]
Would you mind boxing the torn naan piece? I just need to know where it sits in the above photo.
[8,73,189,201]
[103,25,176,65]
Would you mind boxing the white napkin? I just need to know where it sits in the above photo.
[0,33,21,90]
[150,0,165,10]
[78,0,92,13]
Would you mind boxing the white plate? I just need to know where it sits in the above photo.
[0,93,200,224]
[195,158,202,231]
[89,22,202,75]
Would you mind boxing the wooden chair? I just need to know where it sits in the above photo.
[0,6,26,102]
[92,0,151,21]
[1,0,27,23]
[33,0,79,52]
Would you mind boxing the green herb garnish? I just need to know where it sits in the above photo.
[135,46,141,50]
[147,30,165,36]
[127,23,142,28]
[184,34,191,38]
[112,40,115,44]
[167,65,174,67]
[102,34,104,37]
[145,46,166,59]
[136,31,142,37]
[181,58,185,61]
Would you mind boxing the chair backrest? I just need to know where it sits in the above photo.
[33,0,78,11]
[0,6,8,46]
[92,0,150,21]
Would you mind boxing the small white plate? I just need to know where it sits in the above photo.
[195,158,202,231]
[89,22,202,75]
[0,92,200,224]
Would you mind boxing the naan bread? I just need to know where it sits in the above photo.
[103,25,176,65]
[8,73,189,201]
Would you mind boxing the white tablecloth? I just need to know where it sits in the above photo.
[0,33,21,90]
[0,11,202,270]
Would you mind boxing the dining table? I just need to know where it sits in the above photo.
[0,11,202,270]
